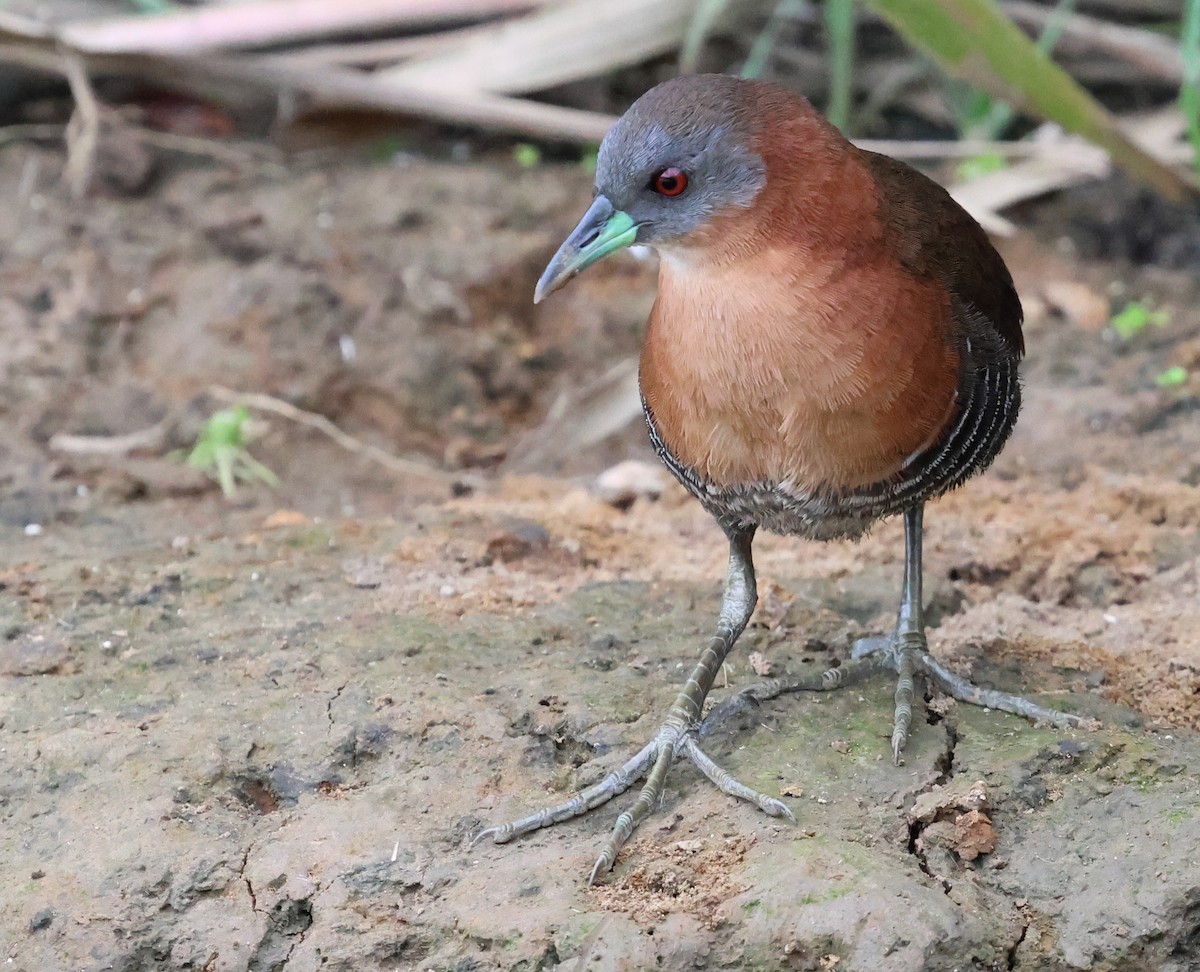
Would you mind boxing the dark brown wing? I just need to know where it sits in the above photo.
[858,151,1024,358]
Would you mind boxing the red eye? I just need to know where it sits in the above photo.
[652,167,689,197]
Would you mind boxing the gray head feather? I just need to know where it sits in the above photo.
[594,76,768,246]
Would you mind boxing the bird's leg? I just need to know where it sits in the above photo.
[704,503,1094,755]
[475,526,796,883]
[704,509,926,759]
[892,507,923,758]
[849,505,927,760]
[850,504,1094,754]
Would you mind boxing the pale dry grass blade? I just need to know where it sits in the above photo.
[0,10,51,38]
[0,38,617,142]
[263,23,497,68]
[948,109,1191,234]
[506,357,642,474]
[264,61,615,141]
[59,0,549,55]
[62,53,100,199]
[949,144,1109,235]
[49,423,168,457]
[378,0,711,95]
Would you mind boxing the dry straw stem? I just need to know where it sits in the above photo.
[196,56,615,141]
[61,53,100,200]
[58,0,548,54]
[49,423,168,457]
[379,0,721,95]
[263,23,499,68]
[0,28,614,142]
[207,386,461,485]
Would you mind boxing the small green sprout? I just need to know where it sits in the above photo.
[187,406,279,497]
[956,152,1008,182]
[369,135,409,162]
[1110,302,1171,341]
[513,143,542,168]
[1155,366,1189,388]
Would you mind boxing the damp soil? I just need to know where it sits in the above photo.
[1,141,1199,971]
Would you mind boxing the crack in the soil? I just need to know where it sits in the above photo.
[905,716,959,896]
[282,880,320,966]
[933,725,957,787]
[905,820,952,895]
[283,868,326,960]
[240,845,259,915]
[1007,917,1031,970]
[327,682,347,733]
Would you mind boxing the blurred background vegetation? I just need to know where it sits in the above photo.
[2,0,1196,187]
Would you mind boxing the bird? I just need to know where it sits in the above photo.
[475,74,1087,883]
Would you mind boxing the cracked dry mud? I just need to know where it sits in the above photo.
[1,144,1199,971]
[3,489,1198,971]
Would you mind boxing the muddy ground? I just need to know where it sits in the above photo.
[1,137,1199,971]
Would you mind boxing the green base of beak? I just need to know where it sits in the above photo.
[534,197,638,303]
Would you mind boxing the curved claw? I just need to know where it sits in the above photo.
[469,826,505,848]
[588,855,609,887]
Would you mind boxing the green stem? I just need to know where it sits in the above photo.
[825,0,856,133]
[980,0,1076,139]
[741,0,804,80]
[1183,0,1200,173]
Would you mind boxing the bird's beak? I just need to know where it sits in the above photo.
[534,195,638,303]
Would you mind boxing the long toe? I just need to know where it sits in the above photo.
[473,738,659,847]
[851,634,892,661]
[919,652,1100,730]
[682,735,796,822]
[891,634,920,763]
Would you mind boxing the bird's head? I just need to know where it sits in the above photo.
[535,74,773,303]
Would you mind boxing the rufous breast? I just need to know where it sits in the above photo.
[639,245,961,493]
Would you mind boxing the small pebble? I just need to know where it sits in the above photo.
[28,908,53,932]
[595,460,667,509]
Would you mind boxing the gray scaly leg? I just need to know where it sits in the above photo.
[475,527,795,883]
[702,504,1095,751]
